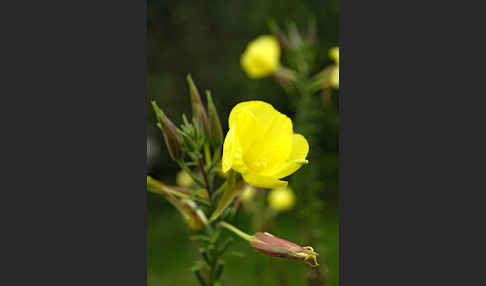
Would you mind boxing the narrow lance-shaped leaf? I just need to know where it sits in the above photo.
[267,19,290,50]
[151,101,183,160]
[206,91,223,148]
[186,74,211,137]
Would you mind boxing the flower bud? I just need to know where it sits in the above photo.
[167,194,206,231]
[186,74,211,137]
[288,22,303,50]
[206,91,224,148]
[240,185,256,202]
[329,47,339,64]
[220,222,318,266]
[147,176,208,201]
[176,170,194,187]
[147,177,207,230]
[274,66,297,90]
[268,187,295,212]
[241,35,281,79]
[251,232,319,266]
[268,19,290,50]
[151,101,183,161]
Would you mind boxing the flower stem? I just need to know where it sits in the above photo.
[198,158,211,195]
[220,221,255,242]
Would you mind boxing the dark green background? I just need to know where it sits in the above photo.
[147,0,339,285]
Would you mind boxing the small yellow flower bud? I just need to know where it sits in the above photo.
[176,170,194,187]
[329,47,339,64]
[268,187,296,212]
[241,35,281,79]
[240,185,256,202]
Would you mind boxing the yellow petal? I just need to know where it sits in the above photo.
[229,101,276,130]
[244,111,293,171]
[222,126,249,174]
[242,172,288,189]
[222,128,236,173]
[272,134,309,178]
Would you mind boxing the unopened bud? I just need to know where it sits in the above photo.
[151,101,183,160]
[268,19,290,50]
[186,74,211,137]
[307,16,317,47]
[274,66,297,90]
[176,170,194,187]
[206,91,224,148]
[288,22,303,50]
[167,195,206,231]
[251,232,319,266]
[267,187,296,212]
[220,222,319,266]
[147,176,209,201]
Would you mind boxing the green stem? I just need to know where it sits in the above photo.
[220,221,254,242]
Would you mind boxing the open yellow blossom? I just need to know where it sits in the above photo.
[222,101,309,189]
[176,170,194,187]
[268,187,296,212]
[329,47,339,64]
[241,35,280,79]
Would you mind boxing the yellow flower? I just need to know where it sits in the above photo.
[329,47,339,64]
[241,35,280,79]
[327,47,339,89]
[222,101,309,189]
[176,170,194,187]
[268,187,296,212]
[240,185,257,202]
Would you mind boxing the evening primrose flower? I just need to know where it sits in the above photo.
[222,101,309,189]
[268,187,296,212]
[241,35,280,78]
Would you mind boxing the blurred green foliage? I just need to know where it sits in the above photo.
[147,0,338,285]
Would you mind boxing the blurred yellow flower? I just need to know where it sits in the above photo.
[222,101,309,189]
[328,47,339,89]
[268,187,296,212]
[329,47,339,64]
[176,170,194,187]
[240,185,257,202]
[329,65,339,89]
[241,35,280,79]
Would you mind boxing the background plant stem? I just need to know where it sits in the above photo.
[292,81,328,286]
